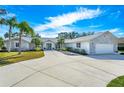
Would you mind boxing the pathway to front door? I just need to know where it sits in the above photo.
[0,51,124,87]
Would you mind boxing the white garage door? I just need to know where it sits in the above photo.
[95,44,114,54]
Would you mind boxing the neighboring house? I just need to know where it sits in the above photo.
[4,36,35,51]
[4,31,119,54]
[118,38,124,49]
[65,31,118,54]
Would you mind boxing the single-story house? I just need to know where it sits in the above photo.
[4,37,35,51]
[65,31,118,54]
[4,31,118,54]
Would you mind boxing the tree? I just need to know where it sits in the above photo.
[4,32,9,38]
[0,18,6,30]
[0,37,4,49]
[0,9,7,33]
[6,17,17,52]
[12,32,19,37]
[4,32,19,38]
[31,37,42,48]
[57,37,65,49]
[58,31,95,39]
[68,32,79,39]
[17,21,34,54]
[80,32,94,37]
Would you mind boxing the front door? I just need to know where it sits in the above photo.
[46,43,52,50]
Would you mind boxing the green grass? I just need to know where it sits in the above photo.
[0,51,44,67]
[119,50,124,52]
[107,76,124,87]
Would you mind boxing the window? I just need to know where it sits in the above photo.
[76,43,81,48]
[15,42,19,47]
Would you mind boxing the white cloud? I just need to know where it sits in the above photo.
[109,28,119,33]
[109,10,121,19]
[39,26,74,38]
[118,32,124,35]
[7,13,16,17]
[34,7,102,32]
[1,13,16,18]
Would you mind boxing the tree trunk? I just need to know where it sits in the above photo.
[8,26,12,52]
[18,30,22,55]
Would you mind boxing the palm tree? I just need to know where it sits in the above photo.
[6,17,17,52]
[0,37,4,49]
[57,37,65,49]
[17,21,34,54]
[0,18,6,31]
[0,9,7,32]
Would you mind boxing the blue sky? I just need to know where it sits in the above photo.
[0,5,124,38]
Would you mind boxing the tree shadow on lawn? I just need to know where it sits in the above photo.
[0,54,19,60]
[3,55,22,60]
[0,60,12,66]
[0,54,24,66]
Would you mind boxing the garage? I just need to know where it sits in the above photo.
[95,44,114,54]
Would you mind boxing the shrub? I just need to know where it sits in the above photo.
[74,49,80,53]
[79,49,88,55]
[11,49,19,52]
[120,53,124,55]
[60,48,67,51]
[66,47,87,55]
[118,47,124,51]
[66,47,73,51]
[0,46,7,52]
[35,47,41,51]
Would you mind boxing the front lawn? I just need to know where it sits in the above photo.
[107,76,124,87]
[0,51,44,67]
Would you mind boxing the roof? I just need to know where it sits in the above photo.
[118,38,124,43]
[65,31,115,43]
[42,38,57,43]
[4,37,32,43]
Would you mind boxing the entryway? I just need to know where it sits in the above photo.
[46,43,52,50]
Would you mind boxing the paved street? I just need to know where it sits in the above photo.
[0,51,124,87]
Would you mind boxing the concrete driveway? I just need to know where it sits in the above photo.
[0,51,124,87]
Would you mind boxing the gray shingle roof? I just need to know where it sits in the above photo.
[65,32,106,43]
[4,37,32,43]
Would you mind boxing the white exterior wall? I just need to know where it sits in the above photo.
[65,42,90,54]
[43,41,56,49]
[81,42,90,54]
[65,43,76,48]
[4,40,30,51]
[20,40,30,50]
